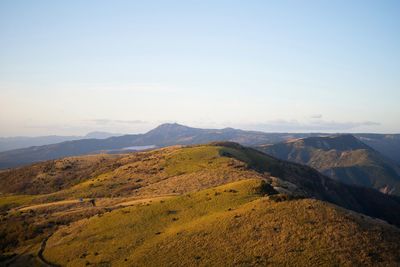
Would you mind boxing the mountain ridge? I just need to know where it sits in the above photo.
[1,123,400,169]
[258,135,400,195]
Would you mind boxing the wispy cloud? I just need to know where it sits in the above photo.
[87,119,147,125]
[238,119,381,132]
[310,114,323,119]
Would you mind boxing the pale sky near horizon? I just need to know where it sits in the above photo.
[1,0,399,136]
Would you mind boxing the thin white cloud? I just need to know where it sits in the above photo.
[87,119,147,125]
[310,114,323,119]
[238,119,381,132]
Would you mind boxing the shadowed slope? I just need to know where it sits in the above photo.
[258,135,400,195]
[356,134,400,165]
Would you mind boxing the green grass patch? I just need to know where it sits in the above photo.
[0,195,37,210]
[164,146,230,176]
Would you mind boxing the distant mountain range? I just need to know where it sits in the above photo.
[0,124,311,169]
[258,135,400,195]
[0,131,122,152]
[0,123,399,170]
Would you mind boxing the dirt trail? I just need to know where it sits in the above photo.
[16,194,179,212]
[17,199,84,211]
[38,236,60,267]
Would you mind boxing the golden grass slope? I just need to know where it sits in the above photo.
[2,143,400,266]
[44,179,400,267]
[1,145,265,207]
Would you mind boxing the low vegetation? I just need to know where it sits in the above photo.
[1,142,400,266]
[44,179,400,266]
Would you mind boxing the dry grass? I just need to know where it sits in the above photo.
[44,179,400,266]
[16,145,268,202]
[2,143,400,266]
[0,154,123,195]
[0,195,37,211]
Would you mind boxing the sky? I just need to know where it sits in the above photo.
[0,0,399,136]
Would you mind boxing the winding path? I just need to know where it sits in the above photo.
[38,235,60,267]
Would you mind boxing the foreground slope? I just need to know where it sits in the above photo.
[2,143,400,266]
[258,135,400,195]
[44,179,400,266]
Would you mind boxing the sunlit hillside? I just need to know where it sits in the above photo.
[43,179,400,267]
[1,143,400,266]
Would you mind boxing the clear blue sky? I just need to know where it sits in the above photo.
[1,0,399,136]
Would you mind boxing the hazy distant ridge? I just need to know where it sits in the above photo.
[0,131,121,152]
[0,123,399,169]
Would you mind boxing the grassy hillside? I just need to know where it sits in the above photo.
[44,179,400,266]
[2,143,400,224]
[258,135,400,195]
[0,144,274,209]
[2,142,400,266]
[0,154,123,195]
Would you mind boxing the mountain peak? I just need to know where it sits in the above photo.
[144,123,203,141]
[147,123,194,133]
[154,122,188,128]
